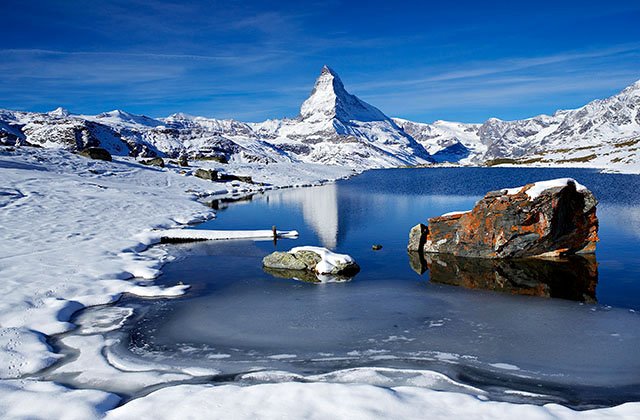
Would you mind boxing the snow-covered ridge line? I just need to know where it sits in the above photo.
[2,70,639,172]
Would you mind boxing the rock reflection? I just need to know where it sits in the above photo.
[263,267,354,284]
[409,252,598,302]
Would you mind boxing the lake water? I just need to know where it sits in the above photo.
[78,168,640,408]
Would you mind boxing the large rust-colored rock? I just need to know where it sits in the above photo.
[408,179,598,258]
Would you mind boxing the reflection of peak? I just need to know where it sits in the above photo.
[278,184,339,249]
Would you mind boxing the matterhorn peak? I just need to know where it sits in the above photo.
[48,107,70,117]
[300,65,388,123]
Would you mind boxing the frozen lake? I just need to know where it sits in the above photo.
[72,168,640,407]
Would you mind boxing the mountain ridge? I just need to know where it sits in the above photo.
[1,69,638,172]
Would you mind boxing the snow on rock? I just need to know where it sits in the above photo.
[263,246,360,283]
[289,246,356,275]
[503,178,587,200]
[0,380,120,420]
[104,381,640,420]
[440,210,471,217]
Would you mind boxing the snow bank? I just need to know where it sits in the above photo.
[0,380,119,420]
[0,328,62,378]
[105,382,640,420]
[289,246,355,274]
[159,228,299,242]
[504,178,587,200]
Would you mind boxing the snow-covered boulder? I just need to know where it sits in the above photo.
[262,246,360,283]
[408,178,599,258]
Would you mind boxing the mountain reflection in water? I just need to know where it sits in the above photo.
[409,252,598,302]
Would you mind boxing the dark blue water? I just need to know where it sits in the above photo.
[190,167,640,309]
[105,168,640,407]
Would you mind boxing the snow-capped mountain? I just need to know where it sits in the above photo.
[1,67,639,172]
[391,79,640,170]
[0,67,433,169]
[476,80,640,169]
[253,66,433,168]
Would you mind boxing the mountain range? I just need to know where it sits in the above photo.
[1,66,638,171]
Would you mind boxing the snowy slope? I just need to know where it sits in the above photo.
[390,79,640,170]
[476,80,640,171]
[393,118,484,163]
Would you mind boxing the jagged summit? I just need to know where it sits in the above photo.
[300,66,388,123]
[48,107,70,117]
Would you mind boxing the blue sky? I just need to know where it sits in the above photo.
[1,0,639,122]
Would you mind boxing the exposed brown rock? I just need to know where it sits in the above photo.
[408,179,598,258]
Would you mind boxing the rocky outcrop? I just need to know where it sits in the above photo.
[262,246,360,283]
[140,157,165,167]
[408,178,598,258]
[194,168,218,181]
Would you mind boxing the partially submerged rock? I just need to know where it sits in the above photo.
[408,178,598,258]
[78,147,112,161]
[262,246,360,283]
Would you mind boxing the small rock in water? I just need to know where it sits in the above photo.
[372,244,383,251]
[408,178,599,258]
[262,246,360,283]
